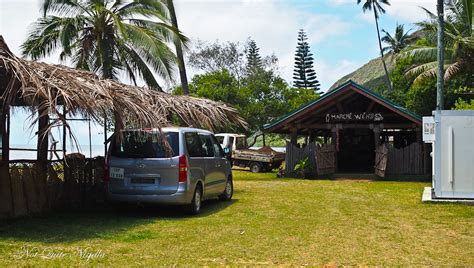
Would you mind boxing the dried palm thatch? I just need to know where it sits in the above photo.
[0,36,247,140]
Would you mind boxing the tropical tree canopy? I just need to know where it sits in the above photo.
[188,40,245,78]
[293,29,320,93]
[21,0,188,89]
[245,39,263,74]
[403,0,473,83]
[178,40,318,133]
[357,0,390,19]
[382,23,413,54]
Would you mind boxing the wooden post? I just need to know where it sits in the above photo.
[290,128,297,146]
[62,106,67,160]
[309,130,316,143]
[88,115,92,159]
[331,126,338,172]
[0,102,13,218]
[374,126,381,147]
[262,132,266,147]
[36,103,49,211]
[103,114,107,157]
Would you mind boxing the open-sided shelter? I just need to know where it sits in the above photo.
[264,80,429,177]
[0,36,246,218]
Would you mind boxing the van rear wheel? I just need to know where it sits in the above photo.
[187,184,202,215]
[219,177,233,201]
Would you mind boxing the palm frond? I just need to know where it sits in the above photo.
[444,61,464,80]
[123,23,177,82]
[402,46,439,63]
[117,41,163,90]
[41,0,83,17]
[117,0,169,22]
[405,61,438,79]
[21,15,84,60]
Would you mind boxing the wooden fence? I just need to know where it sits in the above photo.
[1,155,105,219]
[386,142,425,175]
[284,142,317,176]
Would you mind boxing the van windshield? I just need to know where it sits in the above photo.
[111,131,179,158]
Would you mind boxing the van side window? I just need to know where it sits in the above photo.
[210,135,224,158]
[198,133,214,157]
[185,132,205,157]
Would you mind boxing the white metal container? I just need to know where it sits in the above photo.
[429,110,474,199]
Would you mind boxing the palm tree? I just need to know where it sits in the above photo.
[357,0,393,91]
[22,0,189,156]
[165,0,189,95]
[404,0,473,85]
[381,23,412,54]
[22,0,189,90]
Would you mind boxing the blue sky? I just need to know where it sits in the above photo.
[0,0,436,154]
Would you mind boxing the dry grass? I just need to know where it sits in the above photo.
[0,35,246,138]
[0,170,473,266]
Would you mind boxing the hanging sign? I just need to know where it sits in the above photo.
[325,112,383,123]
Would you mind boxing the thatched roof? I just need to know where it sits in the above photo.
[0,36,247,134]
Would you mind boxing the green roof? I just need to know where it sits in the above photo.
[263,80,421,130]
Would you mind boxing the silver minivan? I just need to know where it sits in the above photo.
[105,127,233,214]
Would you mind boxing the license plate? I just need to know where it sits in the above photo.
[131,178,155,184]
[110,167,124,179]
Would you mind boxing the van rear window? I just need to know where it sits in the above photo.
[111,131,179,158]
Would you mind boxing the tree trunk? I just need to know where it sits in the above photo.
[374,8,393,93]
[167,0,189,95]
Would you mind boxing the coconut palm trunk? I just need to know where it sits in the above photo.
[373,7,393,92]
[167,0,189,95]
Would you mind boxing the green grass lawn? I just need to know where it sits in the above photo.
[0,170,473,266]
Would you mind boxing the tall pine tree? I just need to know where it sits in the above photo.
[246,39,263,73]
[293,29,320,93]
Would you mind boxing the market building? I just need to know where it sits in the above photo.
[264,80,429,178]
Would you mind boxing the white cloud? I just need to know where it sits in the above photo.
[331,0,354,5]
[386,0,436,22]
[330,0,436,23]
[317,59,361,92]
[175,0,352,89]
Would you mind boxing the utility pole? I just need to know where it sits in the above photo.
[436,0,445,110]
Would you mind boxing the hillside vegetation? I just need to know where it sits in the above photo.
[330,55,395,91]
